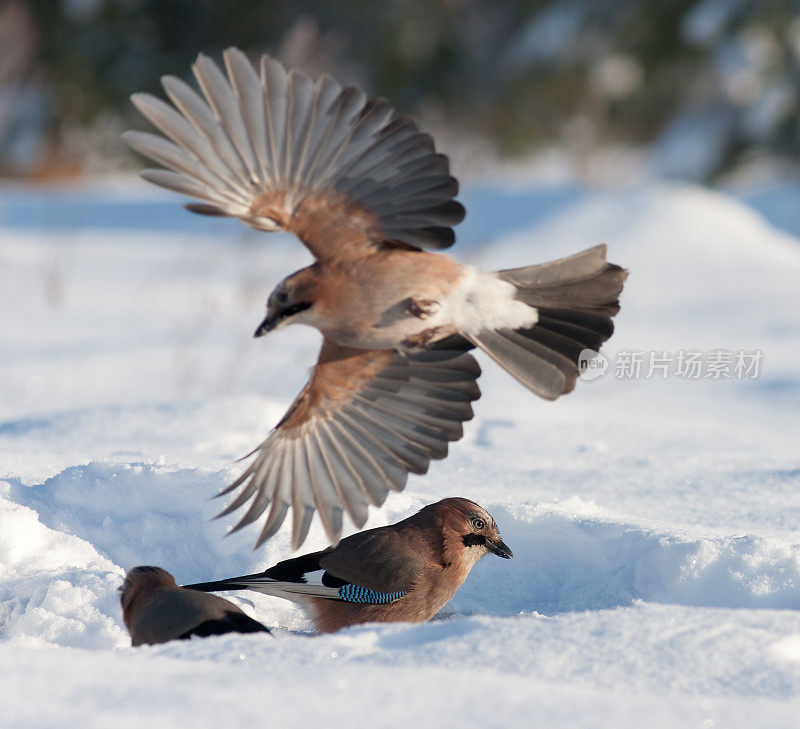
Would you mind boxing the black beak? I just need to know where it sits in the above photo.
[486,538,513,559]
[254,315,278,337]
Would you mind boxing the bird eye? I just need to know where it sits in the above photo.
[276,291,289,305]
[471,517,485,530]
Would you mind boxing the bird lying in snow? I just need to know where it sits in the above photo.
[183,498,512,633]
[120,566,270,647]
[125,48,627,550]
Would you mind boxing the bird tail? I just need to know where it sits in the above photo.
[182,575,341,602]
[181,611,271,639]
[465,245,627,400]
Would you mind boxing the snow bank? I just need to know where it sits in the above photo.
[1,180,799,727]
[0,495,123,648]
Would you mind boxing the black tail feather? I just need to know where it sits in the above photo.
[470,245,627,399]
[182,579,250,593]
[536,311,612,348]
[179,610,271,639]
[262,550,326,582]
[512,264,626,315]
[182,550,329,593]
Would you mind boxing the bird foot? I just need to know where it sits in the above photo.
[401,327,442,349]
[407,297,440,319]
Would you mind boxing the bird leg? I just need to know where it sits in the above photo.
[401,326,442,349]
[406,297,440,319]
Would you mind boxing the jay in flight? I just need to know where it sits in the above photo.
[183,498,512,634]
[120,566,270,647]
[125,49,627,550]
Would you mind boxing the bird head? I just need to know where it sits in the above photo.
[119,566,177,609]
[438,497,513,561]
[255,266,321,337]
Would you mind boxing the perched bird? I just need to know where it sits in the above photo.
[183,497,512,634]
[120,565,270,647]
[125,48,627,550]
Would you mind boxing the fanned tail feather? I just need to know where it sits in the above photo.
[467,245,627,399]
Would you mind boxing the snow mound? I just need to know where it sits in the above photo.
[456,503,800,616]
[1,180,800,727]
[0,495,123,648]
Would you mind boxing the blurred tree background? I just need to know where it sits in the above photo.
[1,0,799,181]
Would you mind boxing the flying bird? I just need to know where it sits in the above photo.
[124,48,627,550]
[183,497,512,633]
[120,565,270,647]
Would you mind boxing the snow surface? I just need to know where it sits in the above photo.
[1,179,799,728]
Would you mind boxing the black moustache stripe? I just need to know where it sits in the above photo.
[282,302,312,319]
[462,533,486,548]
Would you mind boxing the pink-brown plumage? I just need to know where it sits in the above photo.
[184,498,512,634]
[120,566,270,646]
[127,49,628,550]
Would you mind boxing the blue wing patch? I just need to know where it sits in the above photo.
[338,584,406,604]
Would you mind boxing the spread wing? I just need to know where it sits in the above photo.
[216,341,481,550]
[124,48,465,259]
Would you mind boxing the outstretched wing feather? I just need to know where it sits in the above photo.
[217,342,481,550]
[127,50,464,256]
